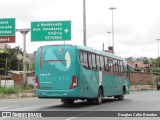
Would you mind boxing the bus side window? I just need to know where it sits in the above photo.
[79,51,84,66]
[88,53,92,69]
[115,60,119,73]
[92,54,96,70]
[108,58,113,72]
[83,52,88,68]
[100,56,104,71]
[120,61,124,73]
[104,57,108,71]
[113,59,117,72]
[96,55,100,70]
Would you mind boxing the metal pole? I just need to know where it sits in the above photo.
[102,43,104,51]
[83,0,87,46]
[5,58,7,88]
[157,39,160,58]
[107,31,111,46]
[16,29,30,89]
[157,39,160,68]
[109,7,116,53]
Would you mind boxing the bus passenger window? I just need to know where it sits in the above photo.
[96,55,100,70]
[92,54,96,70]
[104,57,108,71]
[83,52,88,68]
[100,56,104,71]
[114,60,118,72]
[108,59,113,72]
[113,60,116,72]
[79,51,84,66]
[120,61,124,73]
[88,53,92,69]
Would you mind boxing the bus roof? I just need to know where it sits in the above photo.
[75,45,125,61]
[38,44,125,61]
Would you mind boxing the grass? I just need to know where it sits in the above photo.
[0,86,21,94]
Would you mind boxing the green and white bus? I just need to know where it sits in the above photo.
[35,44,131,105]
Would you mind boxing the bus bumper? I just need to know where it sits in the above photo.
[36,89,81,98]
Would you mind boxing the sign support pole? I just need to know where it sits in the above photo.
[16,29,30,89]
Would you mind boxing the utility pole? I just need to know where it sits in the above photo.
[16,29,30,89]
[83,0,87,46]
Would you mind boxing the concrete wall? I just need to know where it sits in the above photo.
[7,73,157,87]
[130,73,156,85]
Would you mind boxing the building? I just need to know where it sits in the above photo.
[0,44,11,53]
[0,44,11,49]
[127,61,152,73]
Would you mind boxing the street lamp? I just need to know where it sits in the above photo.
[16,29,30,89]
[109,7,116,53]
[107,31,111,46]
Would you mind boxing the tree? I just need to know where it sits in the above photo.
[0,46,23,74]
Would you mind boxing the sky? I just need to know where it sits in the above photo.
[1,0,160,58]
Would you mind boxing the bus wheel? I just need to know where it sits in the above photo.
[118,89,124,100]
[61,99,74,104]
[95,88,103,105]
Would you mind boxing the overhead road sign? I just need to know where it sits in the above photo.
[0,18,15,43]
[31,21,71,42]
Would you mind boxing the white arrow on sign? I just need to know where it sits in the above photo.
[64,28,69,33]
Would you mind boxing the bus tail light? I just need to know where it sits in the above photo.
[35,76,41,89]
[70,76,78,89]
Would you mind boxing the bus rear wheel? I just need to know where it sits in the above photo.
[118,89,125,100]
[95,88,103,105]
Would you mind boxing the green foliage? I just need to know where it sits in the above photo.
[32,62,35,72]
[0,86,5,93]
[27,84,35,90]
[0,86,21,94]
[143,59,149,64]
[152,67,160,74]
[0,46,23,73]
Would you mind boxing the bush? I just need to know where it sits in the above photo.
[152,67,160,74]
[27,84,35,90]
[3,86,21,94]
[0,86,5,93]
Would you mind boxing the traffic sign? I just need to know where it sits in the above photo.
[31,21,71,41]
[0,18,15,43]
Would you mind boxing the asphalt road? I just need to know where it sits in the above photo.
[0,90,160,120]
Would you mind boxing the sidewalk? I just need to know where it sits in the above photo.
[131,85,157,91]
[0,90,36,99]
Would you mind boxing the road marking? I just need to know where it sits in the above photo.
[65,111,92,120]
[131,99,142,102]
[0,106,18,110]
[66,117,77,120]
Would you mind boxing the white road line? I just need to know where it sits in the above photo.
[66,117,77,120]
[65,111,92,120]
[131,99,142,102]
[0,106,18,110]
